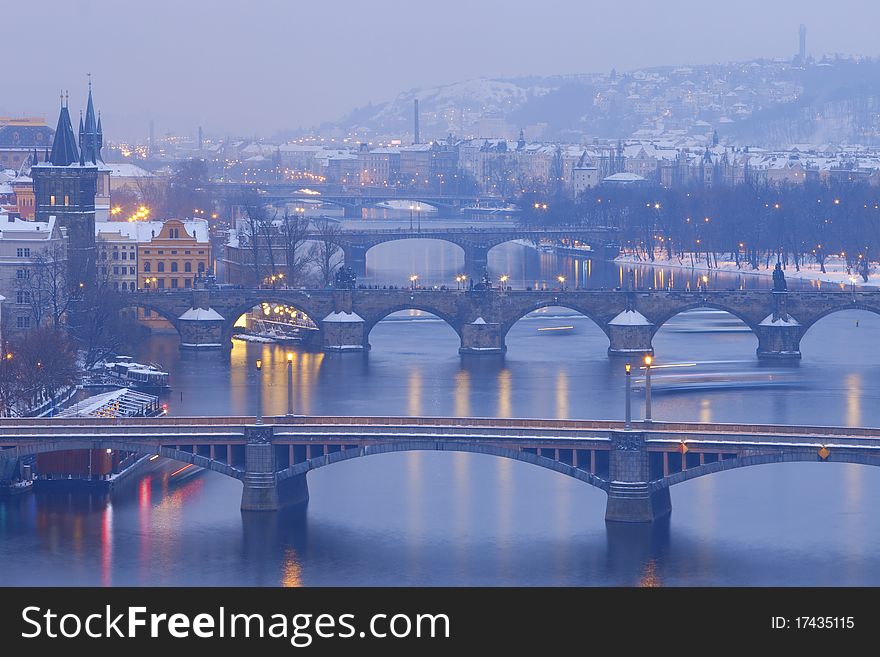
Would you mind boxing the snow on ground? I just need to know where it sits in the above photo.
[616,251,876,288]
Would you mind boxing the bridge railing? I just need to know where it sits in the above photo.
[2,415,880,438]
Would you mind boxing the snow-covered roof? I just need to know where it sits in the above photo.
[759,314,800,327]
[608,310,651,326]
[105,162,155,178]
[179,307,225,321]
[0,215,56,239]
[323,311,364,323]
[95,219,210,243]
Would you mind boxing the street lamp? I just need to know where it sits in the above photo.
[624,363,632,430]
[286,351,294,416]
[409,204,414,231]
[254,359,263,425]
[416,204,422,233]
[499,274,509,290]
[643,355,653,423]
[849,275,857,302]
[700,274,709,292]
[557,275,566,290]
[410,274,419,290]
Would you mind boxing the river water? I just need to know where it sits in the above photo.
[3,221,880,586]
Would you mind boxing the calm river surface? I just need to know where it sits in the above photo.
[2,218,880,586]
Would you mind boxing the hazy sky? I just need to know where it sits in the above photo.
[5,0,880,140]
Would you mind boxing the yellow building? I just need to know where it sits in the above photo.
[136,219,211,329]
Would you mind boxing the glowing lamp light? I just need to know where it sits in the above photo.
[255,359,262,371]
[644,355,653,367]
[287,352,294,363]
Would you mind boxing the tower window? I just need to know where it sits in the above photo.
[50,195,55,205]
[64,195,70,206]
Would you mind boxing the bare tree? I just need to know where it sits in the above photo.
[76,284,143,369]
[278,209,311,287]
[238,191,273,286]
[309,218,342,287]
[16,242,69,328]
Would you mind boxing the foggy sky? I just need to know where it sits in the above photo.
[6,0,880,141]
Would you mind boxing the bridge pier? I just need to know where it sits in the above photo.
[459,317,506,354]
[321,311,367,352]
[606,310,654,358]
[177,290,226,349]
[605,431,670,523]
[343,203,363,219]
[463,246,490,280]
[240,426,309,512]
[755,293,802,359]
[342,245,368,278]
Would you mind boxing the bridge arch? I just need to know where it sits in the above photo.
[361,304,465,344]
[275,441,609,491]
[0,440,244,480]
[649,301,760,336]
[221,296,325,348]
[500,300,612,340]
[656,451,880,490]
[120,298,183,331]
[798,302,880,335]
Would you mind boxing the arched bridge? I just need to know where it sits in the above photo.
[123,287,880,358]
[2,415,879,523]
[333,227,619,277]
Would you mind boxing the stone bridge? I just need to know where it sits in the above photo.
[333,227,619,277]
[2,415,879,522]
[122,287,880,358]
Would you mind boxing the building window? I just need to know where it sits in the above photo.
[170,262,178,272]
[157,262,165,272]
[184,261,192,273]
[184,278,191,288]
[143,250,150,254]
[157,279,165,289]
[50,195,55,205]
[121,282,127,291]
[113,266,119,275]
[16,248,30,258]
[143,262,151,272]
[197,262,205,273]
[16,291,30,304]
[171,278,178,289]
[184,250,191,255]
[112,251,119,260]
[171,250,178,255]
[16,316,30,329]
[121,251,127,260]
[15,269,29,279]
[157,250,164,255]
[130,266,135,275]
[198,250,205,255]
[64,195,70,206]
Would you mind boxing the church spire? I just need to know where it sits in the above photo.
[81,74,103,164]
[49,96,80,166]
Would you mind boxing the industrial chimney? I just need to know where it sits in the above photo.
[414,98,420,144]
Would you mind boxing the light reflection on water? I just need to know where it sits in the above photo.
[3,240,880,586]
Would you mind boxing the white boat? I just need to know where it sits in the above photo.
[632,361,798,394]
[102,356,170,391]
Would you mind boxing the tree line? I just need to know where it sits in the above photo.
[519,181,880,279]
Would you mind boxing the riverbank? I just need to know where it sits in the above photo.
[615,251,877,288]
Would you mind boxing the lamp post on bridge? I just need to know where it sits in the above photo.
[643,355,653,423]
[286,351,294,417]
[409,204,414,231]
[849,274,857,303]
[624,363,632,430]
[254,359,263,425]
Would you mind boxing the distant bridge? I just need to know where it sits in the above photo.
[330,226,618,277]
[2,415,878,522]
[210,182,503,216]
[123,288,871,358]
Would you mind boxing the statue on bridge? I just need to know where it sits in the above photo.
[334,266,357,290]
[772,262,787,292]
